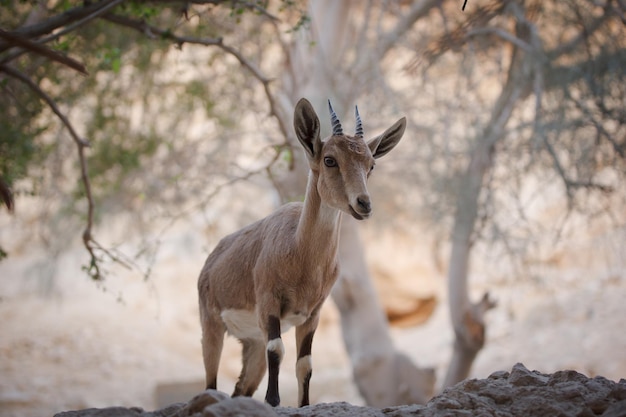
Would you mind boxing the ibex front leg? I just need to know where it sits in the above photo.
[264,314,283,406]
[295,314,319,407]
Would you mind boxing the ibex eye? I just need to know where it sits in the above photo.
[324,157,337,167]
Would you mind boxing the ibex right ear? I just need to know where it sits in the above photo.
[368,117,406,159]
[294,98,322,160]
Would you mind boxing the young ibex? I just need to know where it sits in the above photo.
[197,98,406,407]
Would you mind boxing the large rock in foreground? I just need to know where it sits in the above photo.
[55,363,626,417]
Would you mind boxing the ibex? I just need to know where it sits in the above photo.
[197,98,406,407]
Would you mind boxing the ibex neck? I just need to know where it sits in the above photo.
[296,170,342,246]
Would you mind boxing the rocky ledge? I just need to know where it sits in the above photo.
[54,363,626,417]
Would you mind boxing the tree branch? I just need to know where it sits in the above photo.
[0,0,123,51]
[405,0,505,71]
[466,27,534,52]
[547,2,613,59]
[102,12,294,166]
[542,132,613,204]
[0,29,87,74]
[378,0,442,57]
[1,63,103,279]
[0,0,125,69]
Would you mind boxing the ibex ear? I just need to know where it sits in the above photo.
[294,98,322,160]
[368,117,406,159]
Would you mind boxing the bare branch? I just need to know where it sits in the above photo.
[145,143,286,266]
[405,0,505,71]
[37,0,126,45]
[547,3,612,59]
[542,132,613,204]
[0,0,125,67]
[0,64,88,146]
[569,91,625,159]
[0,29,87,74]
[378,0,442,58]
[1,63,103,279]
[466,27,534,52]
[0,0,123,50]
[227,0,280,21]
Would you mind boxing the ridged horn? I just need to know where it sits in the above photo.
[355,105,363,138]
[328,100,343,136]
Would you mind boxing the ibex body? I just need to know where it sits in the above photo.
[198,98,406,407]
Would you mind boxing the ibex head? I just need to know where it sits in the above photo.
[293,98,406,220]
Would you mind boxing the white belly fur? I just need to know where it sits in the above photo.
[221,309,308,340]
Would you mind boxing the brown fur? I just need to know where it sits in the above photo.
[197,98,406,407]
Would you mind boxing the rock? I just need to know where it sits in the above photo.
[275,402,387,417]
[199,396,278,417]
[54,364,626,417]
[422,363,626,417]
[177,390,230,415]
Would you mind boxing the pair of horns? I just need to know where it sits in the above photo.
[328,100,363,138]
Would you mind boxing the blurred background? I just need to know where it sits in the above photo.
[1,1,625,416]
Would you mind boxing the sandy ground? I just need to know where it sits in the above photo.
[0,218,625,417]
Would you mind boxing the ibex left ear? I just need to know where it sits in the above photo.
[368,117,406,159]
[294,98,322,160]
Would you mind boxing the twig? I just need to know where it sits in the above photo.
[542,132,613,204]
[1,63,102,279]
[466,27,534,52]
[229,0,280,21]
[145,144,286,265]
[0,0,124,52]
[0,29,87,74]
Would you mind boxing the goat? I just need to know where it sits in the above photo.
[197,98,406,407]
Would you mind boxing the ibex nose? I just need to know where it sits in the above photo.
[356,195,371,214]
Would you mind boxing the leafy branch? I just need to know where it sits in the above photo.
[0,0,291,280]
[101,11,294,164]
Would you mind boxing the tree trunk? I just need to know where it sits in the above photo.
[442,9,536,386]
[442,137,498,388]
[332,218,434,406]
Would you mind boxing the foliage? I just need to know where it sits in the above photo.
[0,0,298,277]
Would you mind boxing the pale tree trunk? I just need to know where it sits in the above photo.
[269,0,439,405]
[442,8,537,386]
[332,218,435,406]
[443,133,499,388]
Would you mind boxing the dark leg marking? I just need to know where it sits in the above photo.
[267,315,281,340]
[300,370,312,406]
[265,315,282,407]
[266,349,281,406]
[297,330,315,407]
[206,377,217,390]
[298,331,314,358]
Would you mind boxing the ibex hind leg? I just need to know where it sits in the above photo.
[232,338,267,397]
[200,306,226,390]
[295,315,318,407]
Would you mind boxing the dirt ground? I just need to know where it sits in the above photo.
[1,220,624,417]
